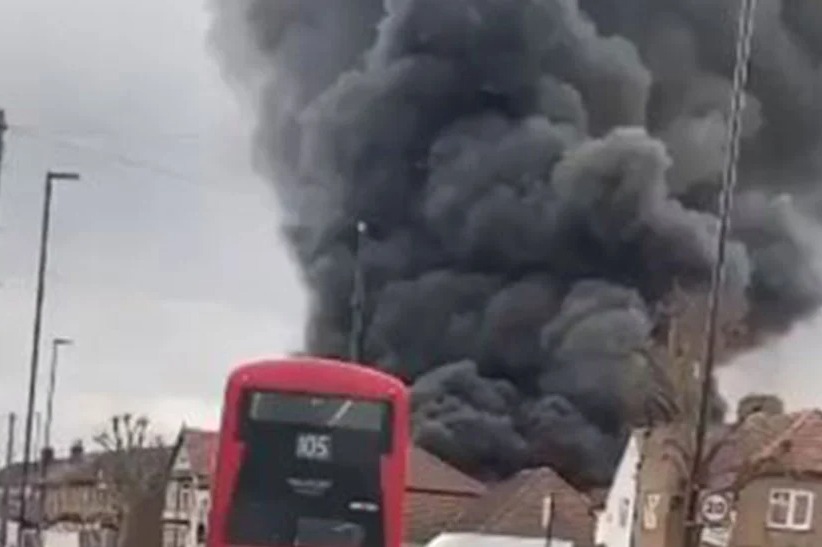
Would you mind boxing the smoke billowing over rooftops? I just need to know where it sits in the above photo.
[208,0,822,485]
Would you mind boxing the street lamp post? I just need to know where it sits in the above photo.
[37,337,72,538]
[18,171,80,544]
[44,337,73,451]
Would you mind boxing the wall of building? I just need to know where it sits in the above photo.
[45,482,116,523]
[730,475,822,547]
[595,433,642,547]
[632,428,687,547]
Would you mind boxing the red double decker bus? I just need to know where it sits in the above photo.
[207,357,410,547]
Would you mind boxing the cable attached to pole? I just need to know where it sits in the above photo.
[682,0,758,544]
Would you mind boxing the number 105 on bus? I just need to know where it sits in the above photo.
[207,358,410,547]
[295,433,332,462]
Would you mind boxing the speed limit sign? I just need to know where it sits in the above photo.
[700,493,730,524]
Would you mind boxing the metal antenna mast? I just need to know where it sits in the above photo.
[682,0,758,544]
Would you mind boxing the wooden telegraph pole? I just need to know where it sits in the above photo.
[681,0,758,545]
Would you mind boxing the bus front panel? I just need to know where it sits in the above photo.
[225,391,391,547]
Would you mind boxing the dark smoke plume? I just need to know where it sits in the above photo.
[208,0,822,485]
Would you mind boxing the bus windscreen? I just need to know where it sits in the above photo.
[228,391,390,546]
[247,392,388,433]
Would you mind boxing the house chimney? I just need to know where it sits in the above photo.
[737,394,784,422]
[69,440,84,463]
[40,447,54,469]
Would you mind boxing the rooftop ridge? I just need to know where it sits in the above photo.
[755,409,815,461]
[478,471,537,533]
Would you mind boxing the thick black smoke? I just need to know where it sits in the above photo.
[208,0,822,485]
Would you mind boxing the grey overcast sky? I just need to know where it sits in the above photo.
[0,0,307,454]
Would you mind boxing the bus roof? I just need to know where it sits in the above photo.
[226,357,408,400]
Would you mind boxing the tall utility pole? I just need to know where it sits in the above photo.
[0,413,16,547]
[681,0,758,545]
[349,220,368,363]
[18,171,80,544]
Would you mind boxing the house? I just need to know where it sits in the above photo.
[46,442,173,547]
[0,445,91,547]
[41,443,114,528]
[161,429,217,547]
[449,466,599,546]
[0,460,31,547]
[160,428,488,547]
[593,430,645,547]
[629,393,822,547]
[1,441,175,547]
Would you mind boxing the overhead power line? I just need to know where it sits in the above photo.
[6,124,268,200]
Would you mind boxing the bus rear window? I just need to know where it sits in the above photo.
[246,391,389,434]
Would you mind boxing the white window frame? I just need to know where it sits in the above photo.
[767,488,815,531]
[180,484,192,512]
[162,526,176,547]
[165,481,179,512]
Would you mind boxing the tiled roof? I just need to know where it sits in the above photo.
[1,447,171,490]
[38,447,169,488]
[179,429,218,478]
[449,467,596,546]
[404,491,477,544]
[407,447,486,496]
[0,454,97,488]
[755,410,822,474]
[648,409,822,492]
[0,461,25,486]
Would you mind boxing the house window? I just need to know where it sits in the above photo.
[163,527,176,547]
[180,485,192,512]
[767,489,815,531]
[198,498,209,523]
[642,493,661,530]
[166,482,178,511]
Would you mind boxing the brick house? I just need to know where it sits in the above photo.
[632,394,822,547]
[0,443,104,547]
[0,458,39,547]
[161,428,487,547]
[161,429,217,547]
[1,441,175,547]
[449,467,599,546]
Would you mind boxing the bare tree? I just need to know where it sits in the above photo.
[93,414,170,547]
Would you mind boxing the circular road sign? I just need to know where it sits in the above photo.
[700,493,730,524]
